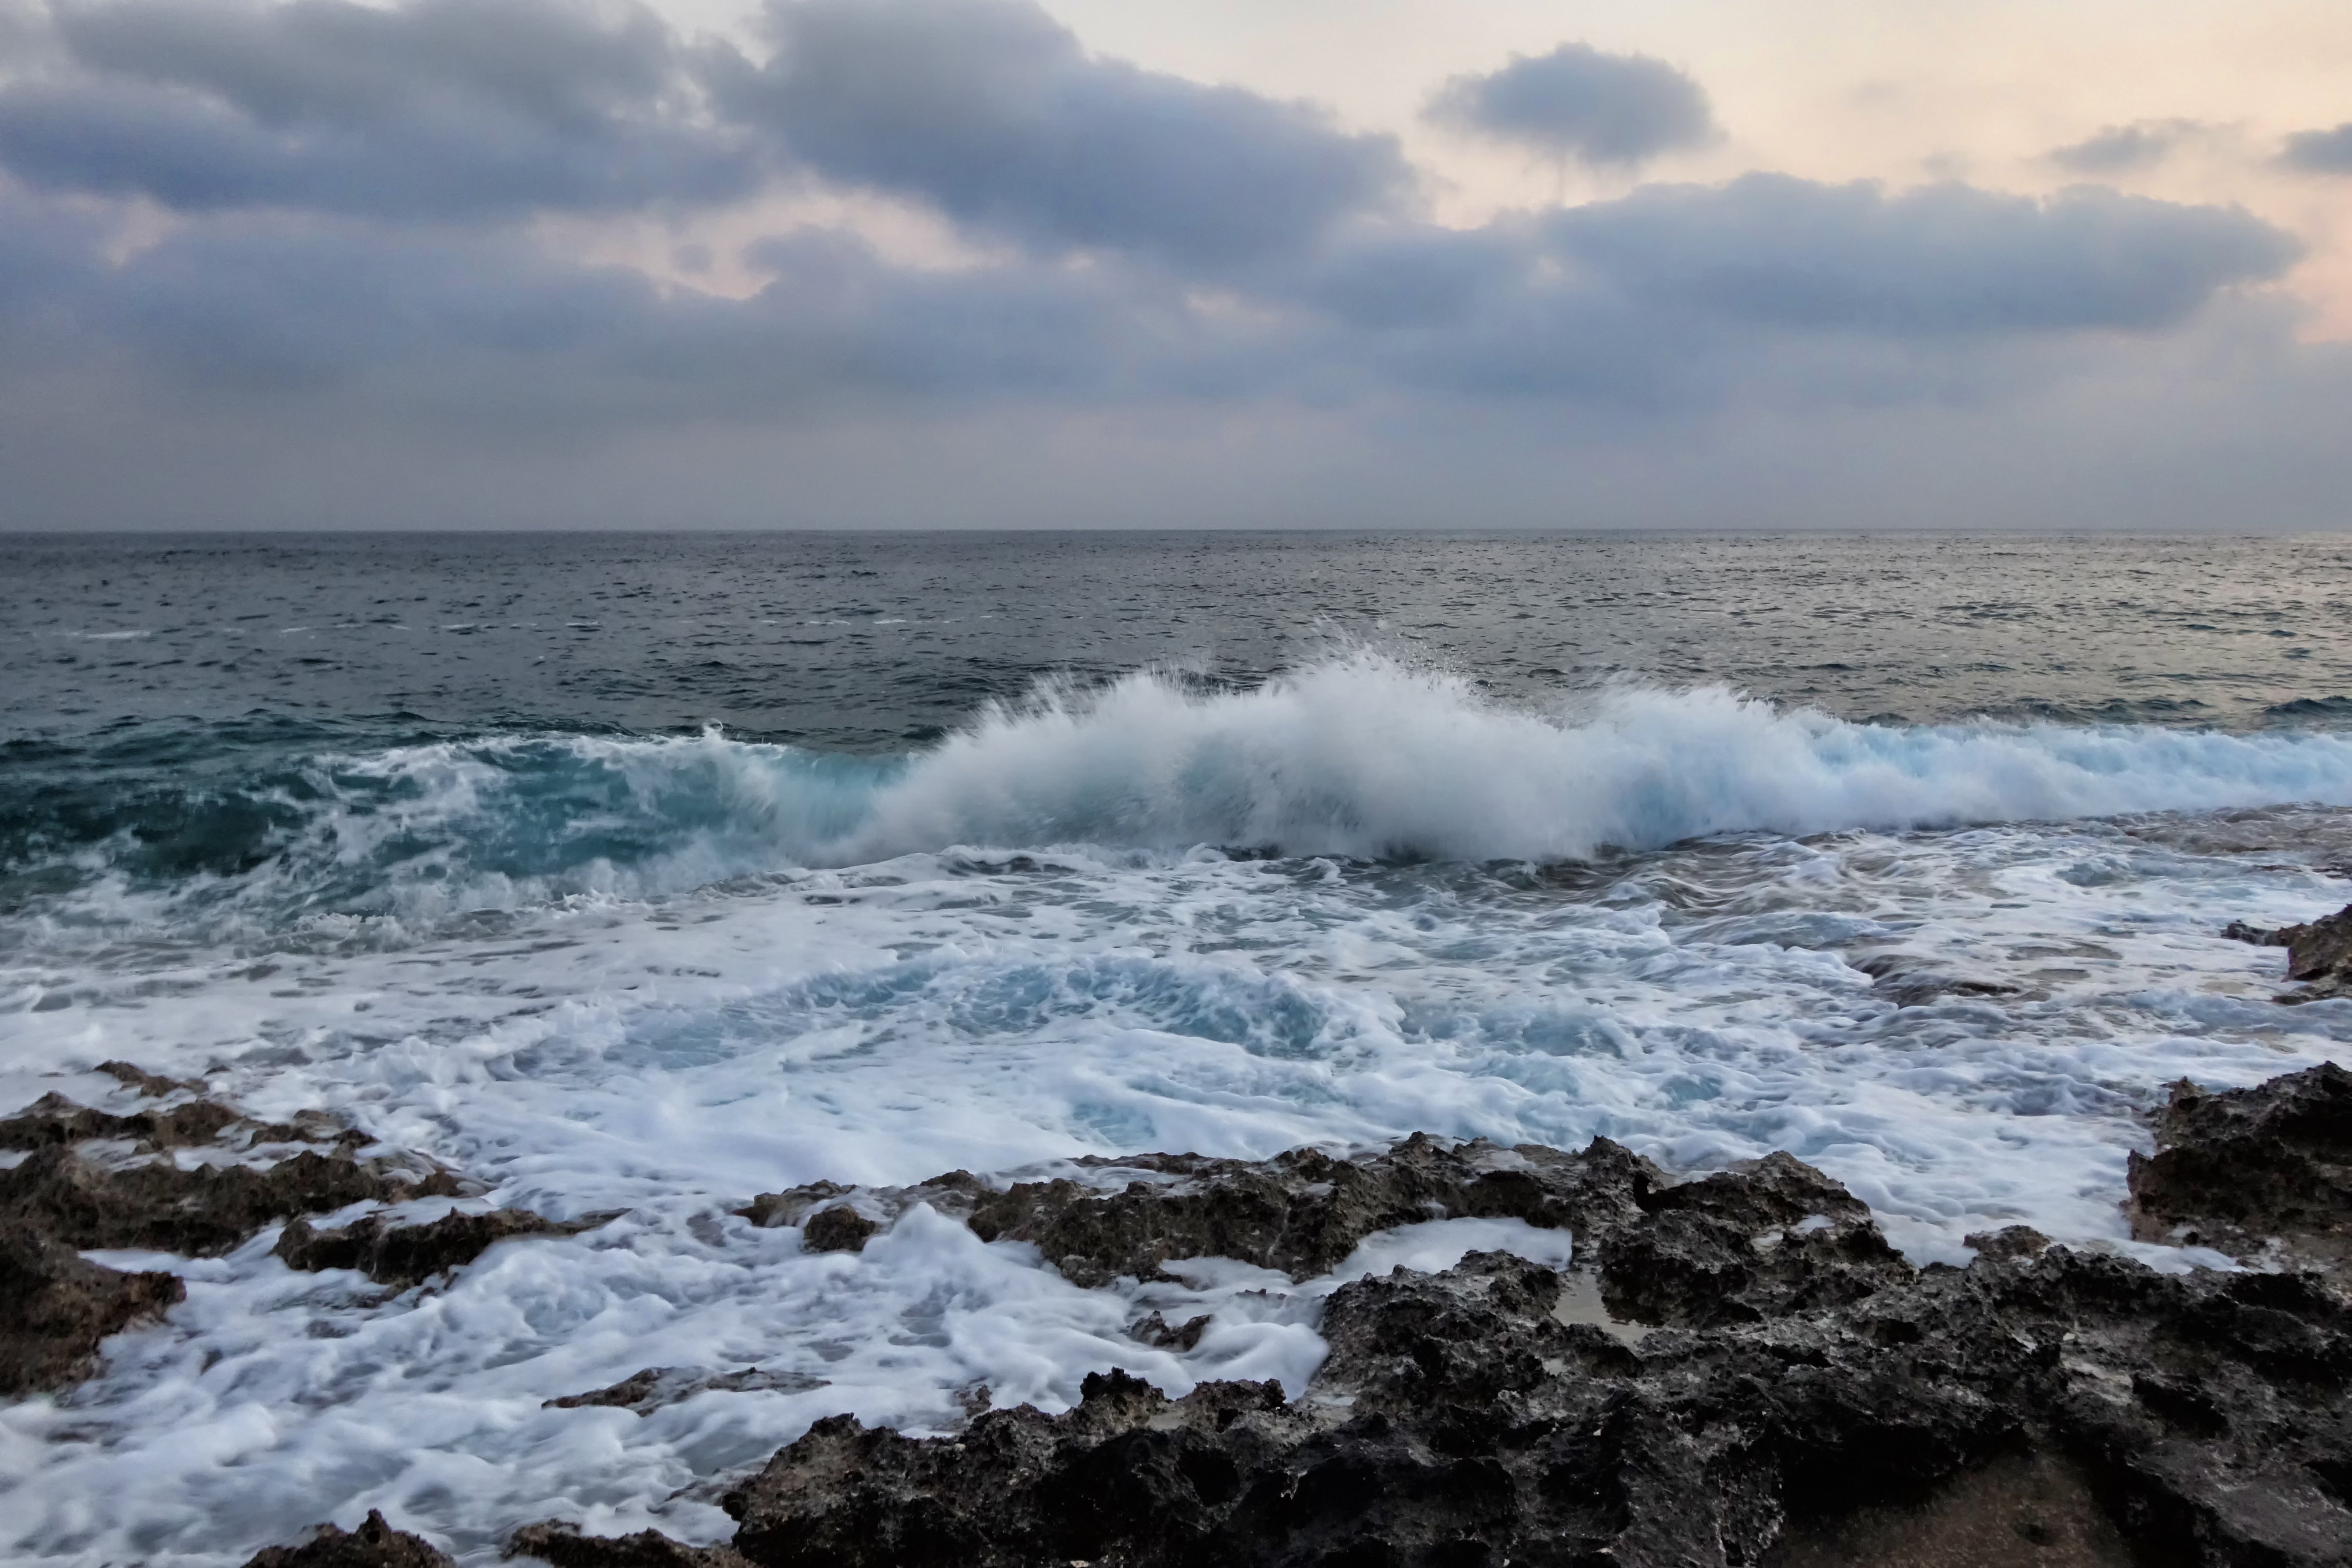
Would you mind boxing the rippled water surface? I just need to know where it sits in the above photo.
[4,531,2351,1565]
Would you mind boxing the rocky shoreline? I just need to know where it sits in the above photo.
[4,1009,2347,1564]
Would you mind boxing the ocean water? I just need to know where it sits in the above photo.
[4,530,2352,1564]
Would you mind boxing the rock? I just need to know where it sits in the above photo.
[799,1205,877,1254]
[2282,906,2352,983]
[1964,1224,2053,1260]
[243,1511,455,1568]
[0,1141,458,1257]
[511,1108,2352,1568]
[2224,903,2352,999]
[507,1522,750,1567]
[544,1366,827,1416]
[2127,1061,2352,1263]
[0,1220,183,1395]
[0,1068,463,1396]
[274,1207,615,1289]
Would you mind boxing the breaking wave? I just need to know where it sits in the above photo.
[11,652,2352,933]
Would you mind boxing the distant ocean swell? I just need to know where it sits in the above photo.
[10,652,2352,931]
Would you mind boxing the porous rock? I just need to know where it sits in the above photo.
[2128,1060,2352,1263]
[544,1366,826,1416]
[515,1118,2352,1568]
[2223,903,2352,998]
[275,1207,613,1289]
[0,1067,489,1395]
[244,1510,455,1568]
[507,1521,750,1567]
[0,1219,183,1395]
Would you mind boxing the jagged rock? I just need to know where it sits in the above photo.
[523,1114,2352,1568]
[0,1220,183,1394]
[544,1366,827,1416]
[274,1207,614,1289]
[2224,903,2352,999]
[2128,1061,2352,1263]
[748,1133,1667,1291]
[1964,1224,2053,1260]
[1129,1312,1212,1351]
[0,1142,459,1256]
[1596,1150,1913,1327]
[243,1510,455,1568]
[799,1205,877,1253]
[507,1521,750,1567]
[0,1068,464,1397]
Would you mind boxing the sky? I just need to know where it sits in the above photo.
[0,0,2347,530]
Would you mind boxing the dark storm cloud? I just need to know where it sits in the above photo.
[711,0,1411,270]
[2279,122,2352,175]
[1426,44,1715,167]
[2046,119,2205,174]
[0,0,755,219]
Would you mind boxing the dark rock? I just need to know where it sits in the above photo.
[1767,1449,2138,1566]
[243,1510,455,1568]
[0,1220,183,1395]
[1130,1311,1213,1351]
[0,1142,458,1257]
[2281,906,2352,983]
[0,1069,463,1397]
[774,1132,1667,1290]
[544,1366,827,1416]
[799,1205,877,1254]
[1966,1225,2054,1260]
[2226,903,2352,999]
[2127,1061,2352,1263]
[507,1522,750,1567]
[274,1207,614,1289]
[733,1181,854,1230]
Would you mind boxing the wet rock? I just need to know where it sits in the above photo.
[0,1220,183,1395]
[0,1068,463,1397]
[243,1510,454,1568]
[2225,903,2352,998]
[0,1142,458,1256]
[274,1207,615,1289]
[1129,1311,1212,1351]
[574,1242,2343,1568]
[2128,1061,2352,1263]
[1965,1224,2054,1260]
[507,1522,750,1567]
[1597,1150,1914,1327]
[544,1365,827,1416]
[799,1205,877,1254]
[758,1132,1668,1290]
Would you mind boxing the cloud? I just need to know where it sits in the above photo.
[713,0,1411,271]
[1541,175,2299,335]
[2279,122,2352,175]
[0,0,756,219]
[0,0,2336,530]
[2046,119,2206,174]
[1426,43,1715,167]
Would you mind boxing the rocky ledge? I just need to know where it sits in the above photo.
[2224,901,2352,1001]
[0,1064,602,1397]
[234,1061,2352,1568]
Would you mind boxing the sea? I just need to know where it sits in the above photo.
[4,530,2352,1564]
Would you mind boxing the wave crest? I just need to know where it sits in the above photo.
[11,652,2352,937]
